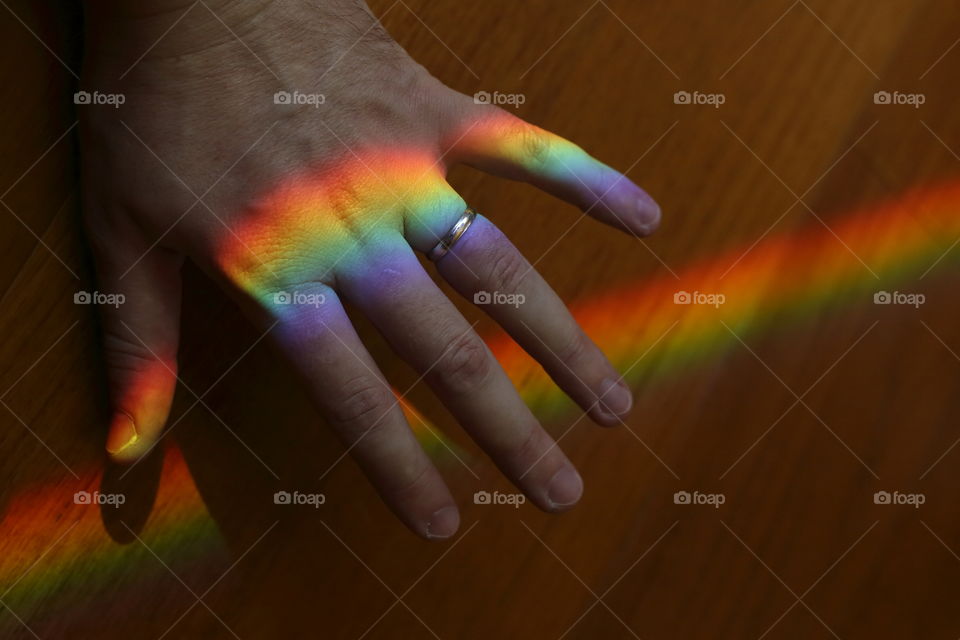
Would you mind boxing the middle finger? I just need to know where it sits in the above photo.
[338,238,584,512]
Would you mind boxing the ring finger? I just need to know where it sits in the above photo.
[432,214,634,426]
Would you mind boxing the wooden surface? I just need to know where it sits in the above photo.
[3,0,960,638]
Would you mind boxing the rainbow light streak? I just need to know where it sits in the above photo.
[0,447,225,633]
[488,180,960,419]
[0,402,450,627]
[398,393,461,459]
[3,148,959,622]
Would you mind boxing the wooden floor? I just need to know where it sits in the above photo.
[3,0,960,638]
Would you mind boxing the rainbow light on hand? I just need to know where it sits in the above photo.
[215,149,446,302]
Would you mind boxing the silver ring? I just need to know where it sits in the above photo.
[428,207,477,262]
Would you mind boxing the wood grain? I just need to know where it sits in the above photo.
[2,1,960,638]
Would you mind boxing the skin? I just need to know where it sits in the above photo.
[80,0,661,539]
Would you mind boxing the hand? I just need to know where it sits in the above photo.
[79,0,661,539]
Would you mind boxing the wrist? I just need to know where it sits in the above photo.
[81,0,387,74]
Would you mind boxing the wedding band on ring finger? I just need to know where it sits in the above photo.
[427,207,478,262]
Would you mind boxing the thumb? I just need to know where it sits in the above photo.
[85,217,183,464]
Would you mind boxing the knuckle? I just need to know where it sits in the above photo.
[556,327,590,365]
[329,376,393,438]
[432,332,492,394]
[511,422,547,469]
[417,188,467,222]
[102,326,172,377]
[405,188,468,253]
[517,124,552,168]
[484,246,528,294]
[389,462,434,502]
[325,182,373,239]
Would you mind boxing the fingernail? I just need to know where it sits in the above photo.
[426,506,460,540]
[547,466,583,510]
[106,413,139,455]
[599,377,633,418]
[636,195,661,235]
